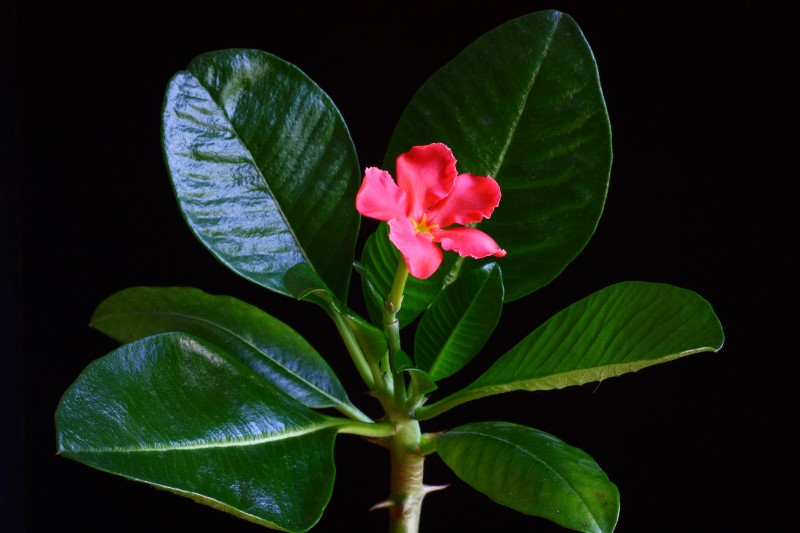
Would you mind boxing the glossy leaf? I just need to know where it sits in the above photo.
[414,263,503,381]
[417,282,724,419]
[360,222,457,328]
[383,10,612,302]
[56,333,340,532]
[89,286,367,421]
[437,421,619,533]
[162,49,360,300]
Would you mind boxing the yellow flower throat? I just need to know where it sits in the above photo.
[412,213,438,236]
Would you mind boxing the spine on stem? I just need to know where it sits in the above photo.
[372,418,425,533]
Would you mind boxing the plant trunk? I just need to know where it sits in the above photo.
[386,419,426,533]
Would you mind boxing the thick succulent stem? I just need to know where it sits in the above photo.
[386,418,426,533]
[371,258,444,533]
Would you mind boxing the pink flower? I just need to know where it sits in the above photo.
[356,143,506,279]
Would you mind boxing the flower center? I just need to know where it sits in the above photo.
[411,213,438,237]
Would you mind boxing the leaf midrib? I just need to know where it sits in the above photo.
[184,67,315,273]
[489,12,562,179]
[447,427,599,525]
[427,283,489,377]
[69,419,340,454]
[93,309,350,410]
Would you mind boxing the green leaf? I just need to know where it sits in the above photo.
[393,350,414,372]
[89,286,367,421]
[56,333,340,532]
[417,282,724,419]
[405,368,438,411]
[384,10,612,301]
[162,49,360,300]
[414,263,503,381]
[360,222,456,328]
[437,421,619,533]
[283,261,333,303]
[284,263,388,367]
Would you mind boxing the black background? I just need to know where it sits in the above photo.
[5,1,793,531]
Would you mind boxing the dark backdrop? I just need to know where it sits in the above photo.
[6,1,792,531]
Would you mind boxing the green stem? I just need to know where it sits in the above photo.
[336,403,376,424]
[413,390,479,421]
[336,420,395,439]
[328,308,377,392]
[415,384,525,421]
[385,317,405,406]
[387,260,409,317]
[370,260,447,533]
[384,260,409,406]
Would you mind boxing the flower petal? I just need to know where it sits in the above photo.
[431,227,507,259]
[355,167,406,221]
[428,173,502,227]
[388,217,444,279]
[395,143,457,219]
